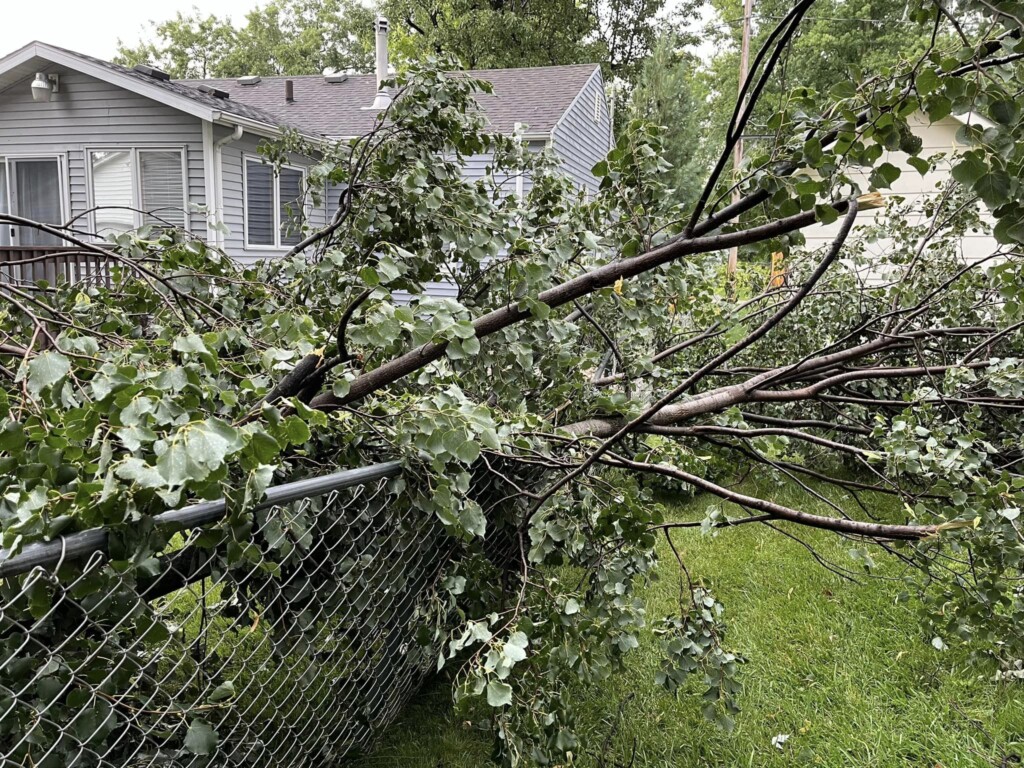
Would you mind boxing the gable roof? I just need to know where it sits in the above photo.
[178,64,601,138]
[0,41,601,141]
[0,41,307,138]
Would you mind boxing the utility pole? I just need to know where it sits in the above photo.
[727,0,754,281]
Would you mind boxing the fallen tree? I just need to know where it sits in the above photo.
[3,1,1024,762]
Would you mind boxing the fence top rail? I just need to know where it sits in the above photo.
[0,460,402,579]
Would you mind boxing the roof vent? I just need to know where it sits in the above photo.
[325,73,349,84]
[238,75,261,86]
[285,80,294,103]
[132,64,171,82]
[196,84,230,99]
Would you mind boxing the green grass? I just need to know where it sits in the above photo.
[354,481,1024,767]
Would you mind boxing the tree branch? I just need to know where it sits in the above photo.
[603,454,937,541]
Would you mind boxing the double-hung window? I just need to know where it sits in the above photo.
[88,148,187,235]
[244,158,306,248]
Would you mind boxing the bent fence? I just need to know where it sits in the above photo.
[0,462,452,767]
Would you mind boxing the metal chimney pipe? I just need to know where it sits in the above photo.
[371,17,392,110]
[285,79,294,103]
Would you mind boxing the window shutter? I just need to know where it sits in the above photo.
[139,150,186,229]
[246,161,275,246]
[279,167,304,246]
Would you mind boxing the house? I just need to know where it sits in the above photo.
[802,111,996,269]
[0,21,612,286]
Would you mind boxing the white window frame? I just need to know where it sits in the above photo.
[242,155,309,251]
[0,154,70,245]
[85,146,189,234]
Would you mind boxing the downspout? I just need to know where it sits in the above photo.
[212,124,244,250]
[514,122,525,201]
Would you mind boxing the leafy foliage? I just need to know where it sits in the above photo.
[116,0,376,78]
[116,0,688,82]
[9,4,1024,764]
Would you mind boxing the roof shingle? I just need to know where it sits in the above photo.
[177,63,600,138]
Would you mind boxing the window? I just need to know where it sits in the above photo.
[244,158,306,248]
[88,148,186,235]
[0,156,67,246]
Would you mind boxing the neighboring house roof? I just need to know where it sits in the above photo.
[177,64,601,138]
[0,41,602,141]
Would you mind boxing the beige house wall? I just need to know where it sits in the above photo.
[802,112,996,267]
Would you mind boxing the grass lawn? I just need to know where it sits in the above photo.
[353,480,1024,767]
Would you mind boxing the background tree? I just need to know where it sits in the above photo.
[628,33,708,206]
[691,0,945,179]
[115,0,376,77]
[118,0,689,81]
[115,9,239,78]
[383,0,693,81]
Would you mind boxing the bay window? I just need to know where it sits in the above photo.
[88,148,187,235]
[244,158,305,248]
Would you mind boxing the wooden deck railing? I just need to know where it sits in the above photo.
[0,246,115,290]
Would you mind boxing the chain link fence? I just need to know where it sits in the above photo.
[0,462,454,767]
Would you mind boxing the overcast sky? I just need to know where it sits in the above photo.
[0,0,265,59]
[1,0,712,64]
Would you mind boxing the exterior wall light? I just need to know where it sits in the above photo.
[31,72,59,102]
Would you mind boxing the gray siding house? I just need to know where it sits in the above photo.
[0,36,612,285]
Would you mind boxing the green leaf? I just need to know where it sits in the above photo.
[907,156,930,175]
[829,81,856,99]
[925,95,952,122]
[0,421,27,453]
[456,440,480,464]
[504,632,529,663]
[184,718,218,755]
[989,99,1019,126]
[975,170,1012,207]
[172,334,208,354]
[815,204,839,225]
[359,265,380,286]
[282,416,311,445]
[157,418,244,487]
[916,68,939,96]
[116,457,166,489]
[993,212,1024,245]
[26,577,51,620]
[248,430,281,464]
[951,153,987,186]
[717,712,736,733]
[869,162,901,190]
[208,681,236,703]
[486,680,513,707]
[458,500,487,538]
[26,352,70,395]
